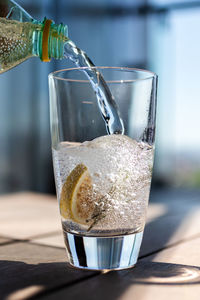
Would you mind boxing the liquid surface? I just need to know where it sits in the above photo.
[53,134,154,236]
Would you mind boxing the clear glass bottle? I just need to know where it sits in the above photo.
[0,0,68,73]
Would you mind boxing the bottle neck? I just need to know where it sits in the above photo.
[33,18,68,61]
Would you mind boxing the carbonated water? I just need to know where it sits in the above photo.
[53,134,154,236]
[64,40,124,135]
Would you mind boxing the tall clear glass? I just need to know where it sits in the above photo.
[48,67,157,270]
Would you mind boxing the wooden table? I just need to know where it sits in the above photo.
[0,189,200,300]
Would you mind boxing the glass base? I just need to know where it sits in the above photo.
[63,231,143,270]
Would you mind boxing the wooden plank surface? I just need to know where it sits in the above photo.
[0,241,98,300]
[40,236,200,300]
[0,192,61,239]
[31,233,65,248]
[141,190,200,256]
[0,236,12,245]
[0,189,200,300]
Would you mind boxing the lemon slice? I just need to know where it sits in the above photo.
[60,163,95,225]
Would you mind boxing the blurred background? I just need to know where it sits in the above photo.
[0,0,200,194]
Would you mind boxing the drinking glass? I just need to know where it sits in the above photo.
[48,67,157,270]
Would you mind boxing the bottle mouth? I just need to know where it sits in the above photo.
[41,18,68,61]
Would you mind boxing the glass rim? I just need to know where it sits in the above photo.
[48,66,157,83]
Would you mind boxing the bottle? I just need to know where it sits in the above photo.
[0,0,68,73]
